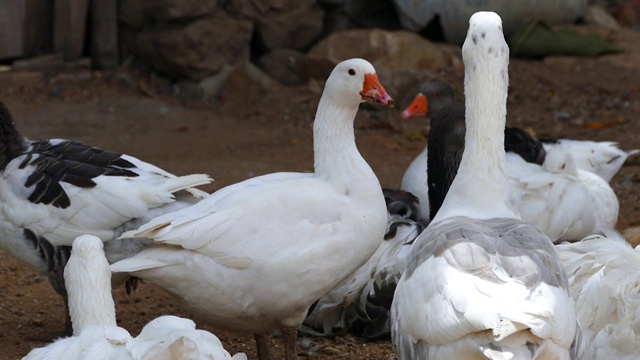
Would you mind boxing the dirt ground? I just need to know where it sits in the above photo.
[1,29,640,359]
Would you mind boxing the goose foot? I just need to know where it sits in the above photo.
[255,333,272,360]
[282,326,298,360]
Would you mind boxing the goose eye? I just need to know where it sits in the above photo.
[348,69,356,76]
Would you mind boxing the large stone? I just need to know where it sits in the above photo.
[343,0,401,29]
[391,0,588,44]
[256,4,325,51]
[146,0,218,21]
[320,6,359,38]
[224,0,312,20]
[119,0,217,28]
[258,49,306,86]
[118,0,148,29]
[307,29,461,75]
[134,14,253,81]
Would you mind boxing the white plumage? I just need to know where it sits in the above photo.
[506,150,618,242]
[391,12,579,359]
[557,230,640,359]
[23,234,243,360]
[110,58,395,360]
[542,140,638,183]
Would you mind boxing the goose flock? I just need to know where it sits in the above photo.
[2,9,638,360]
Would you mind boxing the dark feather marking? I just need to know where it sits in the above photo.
[18,140,139,208]
[23,229,63,272]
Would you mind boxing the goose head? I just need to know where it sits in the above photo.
[543,149,579,176]
[65,234,116,335]
[401,81,455,119]
[323,59,395,109]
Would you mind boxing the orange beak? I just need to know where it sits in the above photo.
[401,93,428,120]
[360,74,394,108]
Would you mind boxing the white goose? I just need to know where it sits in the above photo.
[557,229,640,359]
[301,189,424,339]
[540,150,618,236]
[110,58,395,360]
[401,81,635,228]
[542,140,638,183]
[402,92,621,242]
[23,234,244,360]
[390,12,580,359]
[0,103,211,334]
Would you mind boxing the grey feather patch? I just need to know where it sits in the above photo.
[405,217,569,290]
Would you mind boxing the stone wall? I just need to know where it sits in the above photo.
[118,0,591,91]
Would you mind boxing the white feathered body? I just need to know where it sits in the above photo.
[558,231,640,359]
[111,169,386,334]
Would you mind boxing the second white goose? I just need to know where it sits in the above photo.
[110,58,395,360]
[390,12,580,359]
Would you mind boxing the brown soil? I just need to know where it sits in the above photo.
[1,36,640,359]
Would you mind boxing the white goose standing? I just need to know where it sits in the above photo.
[390,12,580,359]
[23,234,244,360]
[110,58,395,360]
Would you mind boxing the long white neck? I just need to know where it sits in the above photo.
[65,243,117,335]
[433,29,519,223]
[313,95,378,191]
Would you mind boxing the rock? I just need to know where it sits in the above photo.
[258,49,306,86]
[297,56,336,83]
[343,0,401,29]
[119,0,149,29]
[119,0,217,28]
[199,63,235,98]
[585,4,622,30]
[320,6,359,37]
[318,0,343,6]
[142,0,218,22]
[256,4,325,51]
[224,0,308,20]
[223,0,267,20]
[133,14,253,81]
[391,0,588,44]
[307,29,460,74]
[219,61,283,112]
[224,0,323,51]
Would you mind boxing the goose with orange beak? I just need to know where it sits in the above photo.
[111,58,395,360]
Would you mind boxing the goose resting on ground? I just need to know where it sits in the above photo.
[401,80,636,221]
[402,84,621,241]
[391,12,580,359]
[23,234,245,360]
[110,58,395,360]
[0,103,211,335]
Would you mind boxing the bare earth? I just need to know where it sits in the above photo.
[1,32,640,359]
